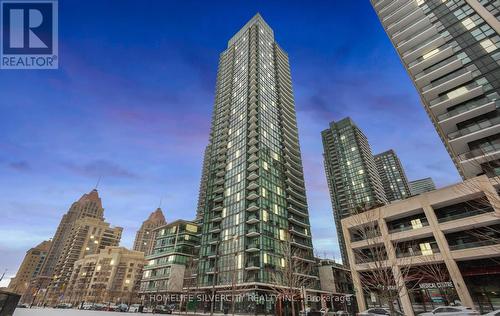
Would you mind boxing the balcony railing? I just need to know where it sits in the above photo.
[459,143,500,160]
[448,116,500,140]
[449,239,500,251]
[438,99,497,121]
[388,218,429,234]
[396,247,440,258]
[437,207,494,223]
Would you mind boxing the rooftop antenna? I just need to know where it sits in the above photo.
[158,198,163,209]
[94,176,102,190]
[0,269,7,282]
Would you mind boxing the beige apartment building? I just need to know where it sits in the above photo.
[8,240,51,299]
[63,246,144,305]
[133,208,166,255]
[342,175,500,315]
[43,217,122,305]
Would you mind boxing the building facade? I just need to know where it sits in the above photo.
[409,177,437,195]
[317,259,353,295]
[139,220,199,296]
[371,0,500,179]
[25,189,106,304]
[44,217,122,305]
[322,118,388,264]
[133,208,166,255]
[196,145,212,222]
[196,13,318,306]
[342,175,500,315]
[8,240,51,299]
[63,246,144,306]
[374,149,411,202]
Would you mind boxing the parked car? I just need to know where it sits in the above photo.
[128,304,141,312]
[357,307,404,316]
[115,303,128,312]
[90,303,107,311]
[17,303,29,308]
[54,303,72,309]
[105,304,118,311]
[153,305,173,314]
[80,302,93,310]
[482,310,500,316]
[419,306,479,316]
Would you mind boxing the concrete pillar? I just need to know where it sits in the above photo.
[341,223,367,312]
[378,216,414,316]
[421,202,474,308]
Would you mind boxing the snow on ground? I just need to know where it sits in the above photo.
[14,309,142,316]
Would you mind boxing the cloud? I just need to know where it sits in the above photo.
[8,161,31,171]
[63,160,138,179]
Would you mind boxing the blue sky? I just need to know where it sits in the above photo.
[0,0,460,286]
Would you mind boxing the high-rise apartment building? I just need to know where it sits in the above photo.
[26,189,106,304]
[139,220,199,296]
[196,145,212,221]
[196,13,317,308]
[374,149,411,201]
[8,240,51,298]
[322,117,388,264]
[409,177,437,195]
[133,208,166,255]
[64,247,144,306]
[44,217,122,305]
[371,0,500,179]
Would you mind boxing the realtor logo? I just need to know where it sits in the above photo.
[1,0,58,69]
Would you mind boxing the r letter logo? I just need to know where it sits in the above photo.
[1,0,58,69]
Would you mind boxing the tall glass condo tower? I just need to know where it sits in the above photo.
[371,0,500,179]
[197,14,317,293]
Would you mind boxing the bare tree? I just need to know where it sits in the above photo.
[347,207,421,315]
[267,231,316,316]
[450,166,500,261]
[414,258,456,306]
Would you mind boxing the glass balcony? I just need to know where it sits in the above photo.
[449,239,500,251]
[437,206,493,223]
[435,198,493,223]
[438,98,497,122]
[396,241,440,258]
[446,225,500,251]
[448,115,500,140]
[458,142,500,160]
[387,214,429,233]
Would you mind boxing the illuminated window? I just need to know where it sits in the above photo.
[461,17,476,30]
[420,243,434,256]
[186,224,198,233]
[279,229,286,241]
[422,49,439,60]
[411,219,423,229]
[447,86,469,99]
[481,38,497,53]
